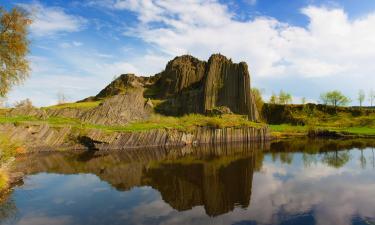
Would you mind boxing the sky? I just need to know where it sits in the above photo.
[1,0,375,106]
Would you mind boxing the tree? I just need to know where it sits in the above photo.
[0,7,31,97]
[251,88,264,112]
[358,89,365,107]
[278,90,292,104]
[320,90,351,107]
[369,89,375,107]
[14,98,32,108]
[269,93,278,104]
[57,91,68,104]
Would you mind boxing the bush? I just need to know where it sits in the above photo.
[0,135,19,164]
[14,99,32,108]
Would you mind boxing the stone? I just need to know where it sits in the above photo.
[80,54,260,121]
[80,88,151,125]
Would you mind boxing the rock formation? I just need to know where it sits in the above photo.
[87,54,260,121]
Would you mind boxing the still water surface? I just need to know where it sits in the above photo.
[1,138,375,225]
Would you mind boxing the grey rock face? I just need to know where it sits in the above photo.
[80,88,151,125]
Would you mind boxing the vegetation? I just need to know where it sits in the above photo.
[0,134,22,192]
[269,90,292,105]
[263,103,375,137]
[0,113,264,133]
[320,90,350,107]
[0,170,8,191]
[0,7,31,97]
[251,88,264,113]
[0,135,20,164]
[43,101,102,110]
[369,89,375,107]
[358,89,365,107]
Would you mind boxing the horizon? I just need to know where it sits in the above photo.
[1,0,375,106]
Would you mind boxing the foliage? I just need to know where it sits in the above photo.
[269,93,278,104]
[320,90,350,107]
[0,134,19,164]
[0,7,31,97]
[358,89,365,107]
[251,88,264,112]
[0,170,8,191]
[369,89,375,107]
[57,91,68,105]
[14,98,32,108]
[278,90,292,104]
[269,90,292,105]
[264,103,375,136]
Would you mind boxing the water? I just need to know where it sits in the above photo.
[1,138,375,225]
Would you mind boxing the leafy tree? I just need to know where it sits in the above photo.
[358,89,365,107]
[251,88,264,112]
[14,98,32,108]
[57,91,68,104]
[319,90,351,107]
[278,90,292,104]
[369,89,375,107]
[0,7,31,97]
[269,93,278,104]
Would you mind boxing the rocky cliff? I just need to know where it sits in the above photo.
[87,54,259,121]
[0,123,270,150]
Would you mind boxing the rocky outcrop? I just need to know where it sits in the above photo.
[0,123,270,151]
[204,54,259,120]
[80,88,152,125]
[83,54,259,121]
[7,88,152,126]
[154,54,259,120]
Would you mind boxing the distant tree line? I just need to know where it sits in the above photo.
[262,89,375,108]
[269,90,292,105]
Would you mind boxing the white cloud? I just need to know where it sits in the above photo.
[9,1,375,106]
[59,41,83,48]
[97,1,375,103]
[19,2,86,36]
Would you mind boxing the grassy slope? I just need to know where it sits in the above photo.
[0,113,264,133]
[0,135,22,192]
[42,101,102,110]
[266,104,375,137]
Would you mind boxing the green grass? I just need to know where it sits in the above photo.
[269,124,375,136]
[42,101,102,110]
[269,124,307,133]
[0,134,21,164]
[0,170,8,191]
[0,114,265,133]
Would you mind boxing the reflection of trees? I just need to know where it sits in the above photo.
[322,151,350,168]
[359,150,367,169]
[0,194,17,224]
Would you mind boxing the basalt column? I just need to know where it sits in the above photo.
[203,54,259,121]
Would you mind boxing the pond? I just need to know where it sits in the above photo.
[1,138,375,225]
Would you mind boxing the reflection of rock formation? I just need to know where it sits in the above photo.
[142,154,261,216]
[13,139,375,217]
[14,143,265,216]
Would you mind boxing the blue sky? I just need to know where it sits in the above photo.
[1,0,375,106]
